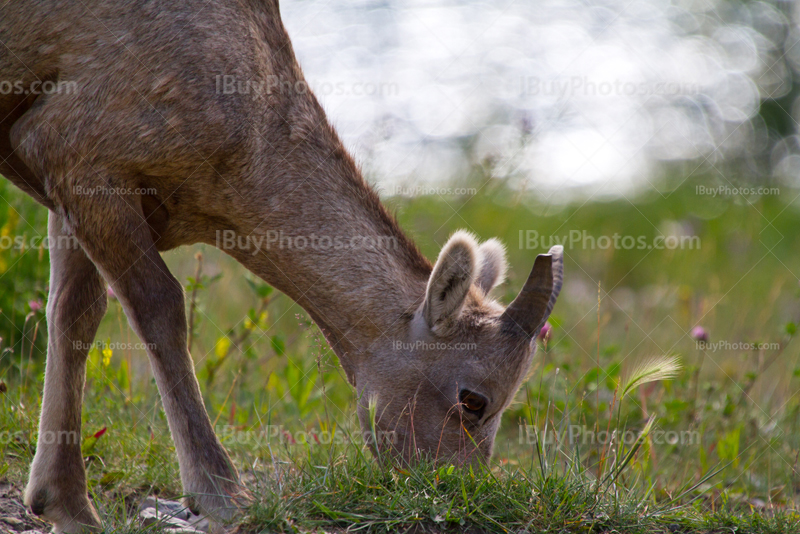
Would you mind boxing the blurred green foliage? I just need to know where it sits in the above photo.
[0,180,50,372]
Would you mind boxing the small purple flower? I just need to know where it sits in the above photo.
[691,326,708,343]
[538,322,552,342]
[28,300,43,312]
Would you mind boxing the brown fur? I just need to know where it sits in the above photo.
[0,1,562,532]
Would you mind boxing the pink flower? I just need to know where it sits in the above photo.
[691,326,708,343]
[107,286,116,300]
[28,300,43,312]
[538,322,552,342]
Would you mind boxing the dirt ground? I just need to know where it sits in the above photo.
[0,482,215,534]
[0,484,47,534]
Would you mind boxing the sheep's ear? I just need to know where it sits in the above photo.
[475,239,507,294]
[423,231,478,329]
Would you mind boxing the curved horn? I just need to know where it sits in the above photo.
[501,245,563,337]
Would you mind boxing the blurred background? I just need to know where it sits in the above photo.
[283,0,800,197]
[3,0,800,507]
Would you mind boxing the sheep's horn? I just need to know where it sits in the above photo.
[501,245,563,338]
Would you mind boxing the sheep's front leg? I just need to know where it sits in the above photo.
[25,213,106,533]
[69,191,244,521]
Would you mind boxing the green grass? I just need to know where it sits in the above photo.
[2,172,800,532]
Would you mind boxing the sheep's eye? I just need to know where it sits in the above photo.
[459,390,487,416]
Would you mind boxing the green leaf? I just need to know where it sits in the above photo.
[245,278,274,299]
[271,335,285,356]
[717,426,741,467]
[99,470,125,486]
[117,359,129,390]
[81,427,107,455]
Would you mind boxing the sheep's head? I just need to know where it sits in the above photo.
[356,231,563,465]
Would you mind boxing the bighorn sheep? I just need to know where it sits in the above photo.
[0,0,562,531]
